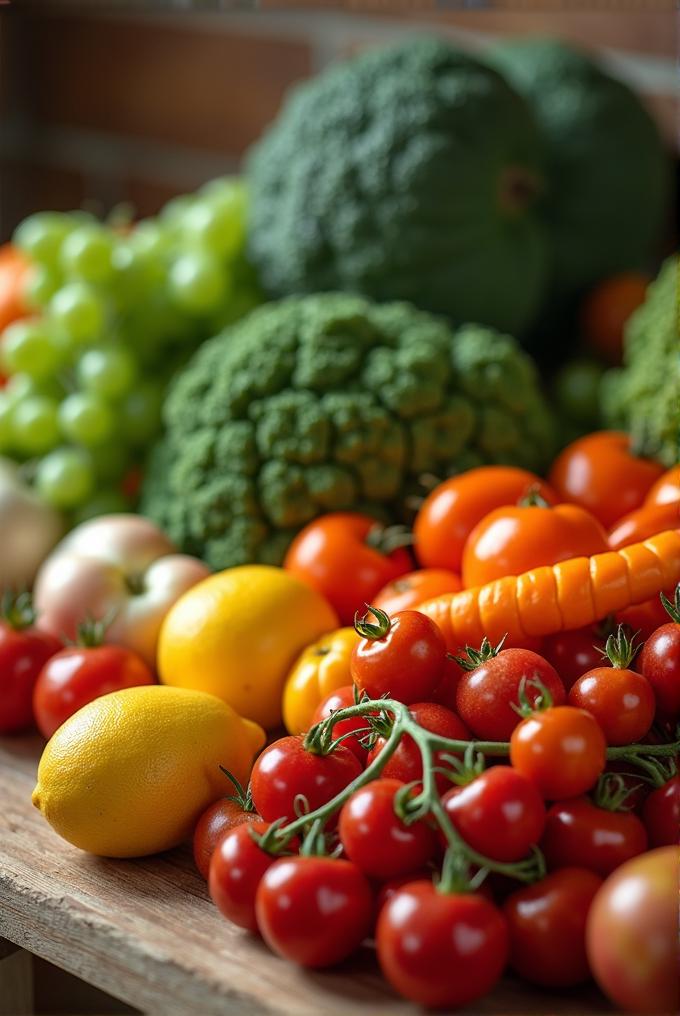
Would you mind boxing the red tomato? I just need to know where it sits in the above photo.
[462,502,608,589]
[255,856,373,967]
[638,620,680,715]
[193,799,261,879]
[351,608,446,705]
[586,847,678,1013]
[643,463,680,507]
[540,626,608,693]
[0,243,31,333]
[540,797,647,878]
[456,647,566,742]
[32,644,155,739]
[283,512,413,626]
[311,686,370,765]
[580,271,651,366]
[616,593,676,643]
[641,776,679,848]
[568,667,655,745]
[338,778,437,879]
[440,765,546,863]
[373,868,434,923]
[608,502,679,550]
[372,568,463,615]
[510,706,607,800]
[0,601,61,734]
[209,821,292,932]
[547,431,666,529]
[249,735,362,825]
[376,881,509,1008]
[413,466,559,573]
[503,868,602,986]
[429,654,465,710]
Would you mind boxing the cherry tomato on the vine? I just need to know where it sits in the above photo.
[311,685,370,766]
[568,667,655,746]
[351,607,446,706]
[0,592,61,734]
[510,706,607,800]
[540,797,648,878]
[428,654,465,711]
[641,776,679,848]
[540,625,607,693]
[194,798,260,879]
[638,612,680,716]
[371,568,462,615]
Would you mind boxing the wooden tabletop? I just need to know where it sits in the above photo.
[0,733,618,1016]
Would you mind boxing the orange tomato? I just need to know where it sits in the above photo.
[580,272,651,366]
[372,568,463,616]
[608,502,680,551]
[413,466,559,573]
[643,464,680,507]
[615,594,675,643]
[0,244,30,335]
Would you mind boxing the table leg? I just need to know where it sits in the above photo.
[0,939,34,1016]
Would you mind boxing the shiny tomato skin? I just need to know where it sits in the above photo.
[510,706,607,800]
[376,881,509,1009]
[586,846,678,1014]
[283,512,413,626]
[641,776,679,848]
[504,867,602,987]
[540,626,607,693]
[0,623,61,733]
[372,568,463,615]
[338,778,437,879]
[194,800,261,879]
[351,609,447,705]
[32,644,155,739]
[568,667,656,745]
[255,856,373,967]
[429,654,465,710]
[440,765,546,863]
[616,594,677,643]
[540,798,648,878]
[608,502,679,550]
[643,463,680,507]
[638,622,680,715]
[250,735,362,825]
[311,686,369,765]
[456,649,566,742]
[209,821,284,932]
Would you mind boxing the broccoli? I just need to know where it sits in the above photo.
[141,294,556,570]
[600,256,679,467]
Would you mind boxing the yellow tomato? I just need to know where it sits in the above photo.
[282,626,360,734]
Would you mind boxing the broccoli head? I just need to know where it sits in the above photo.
[141,294,556,569]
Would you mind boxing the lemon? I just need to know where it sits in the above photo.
[157,565,339,730]
[31,685,265,858]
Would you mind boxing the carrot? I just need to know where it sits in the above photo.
[418,529,680,651]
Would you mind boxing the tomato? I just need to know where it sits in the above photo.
[462,502,608,589]
[456,647,566,742]
[547,431,666,529]
[638,620,680,715]
[249,735,362,825]
[413,466,559,573]
[568,667,655,745]
[372,568,462,615]
[540,797,647,878]
[608,502,679,551]
[281,626,358,735]
[586,846,678,1013]
[209,821,290,932]
[255,856,373,967]
[510,706,607,800]
[580,271,651,366]
[0,243,31,333]
[310,685,370,765]
[540,625,608,693]
[0,593,61,734]
[503,867,602,987]
[616,592,675,642]
[643,463,680,507]
[351,608,446,706]
[440,765,546,863]
[429,654,465,710]
[376,881,509,1008]
[194,799,261,879]
[283,512,413,626]
[641,776,679,848]
[32,644,155,740]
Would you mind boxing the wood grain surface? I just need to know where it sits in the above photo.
[0,734,617,1016]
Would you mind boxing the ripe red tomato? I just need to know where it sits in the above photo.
[32,644,155,739]
[510,706,607,800]
[503,868,603,986]
[638,619,680,715]
[580,271,651,366]
[616,593,676,643]
[255,856,373,967]
[376,881,509,1009]
[568,667,655,745]
[283,512,413,626]
[338,778,437,879]
[540,797,648,878]
[641,776,679,848]
[456,647,566,742]
[193,799,261,879]
[351,608,446,705]
[413,465,559,573]
[440,765,546,863]
[373,868,434,923]
[0,594,61,734]
[371,568,463,615]
[547,431,665,529]
[540,625,607,693]
[249,735,362,825]
[643,463,680,507]
[608,502,679,551]
[428,654,465,710]
[311,686,370,765]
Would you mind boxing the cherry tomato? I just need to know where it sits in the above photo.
[638,620,680,715]
[193,799,261,879]
[510,706,607,800]
[429,654,465,710]
[255,856,373,967]
[548,431,665,529]
[376,881,509,1008]
[643,463,680,507]
[440,765,546,863]
[540,797,647,878]
[209,821,293,932]
[608,501,679,550]
[32,644,155,739]
[373,868,434,923]
[311,685,370,765]
[456,647,566,742]
[462,502,608,589]
[586,846,678,1014]
[249,735,362,825]
[372,568,462,615]
[283,512,413,626]
[580,271,651,366]
[503,867,603,986]
[641,776,679,848]
[568,667,655,745]
[540,625,607,693]
[0,595,61,734]
[351,608,446,705]
[413,466,559,573]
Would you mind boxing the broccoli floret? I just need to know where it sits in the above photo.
[600,256,679,467]
[141,294,557,569]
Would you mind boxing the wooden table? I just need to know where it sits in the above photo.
[0,733,618,1016]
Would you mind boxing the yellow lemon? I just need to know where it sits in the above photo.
[31,685,265,858]
[157,565,339,730]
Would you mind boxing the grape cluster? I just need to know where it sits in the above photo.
[0,177,261,519]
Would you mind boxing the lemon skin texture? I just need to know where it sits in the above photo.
[31,685,265,857]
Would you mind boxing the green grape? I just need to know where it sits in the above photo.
[0,393,15,453]
[4,372,39,405]
[88,440,130,481]
[58,392,114,447]
[159,194,194,231]
[129,219,171,258]
[0,319,62,380]
[77,346,138,399]
[60,223,114,284]
[21,263,62,310]
[72,488,131,525]
[182,198,244,259]
[167,251,227,315]
[13,212,76,268]
[199,175,247,209]
[119,382,163,446]
[12,395,61,455]
[35,446,94,509]
[49,282,105,343]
